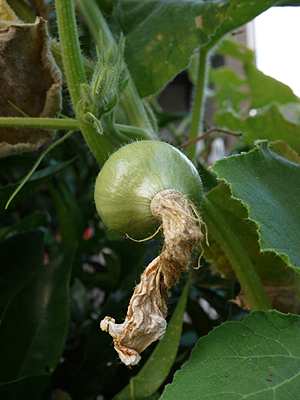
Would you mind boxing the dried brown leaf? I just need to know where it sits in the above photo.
[0,16,62,157]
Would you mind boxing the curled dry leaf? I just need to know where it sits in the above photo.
[101,190,204,366]
[0,14,62,157]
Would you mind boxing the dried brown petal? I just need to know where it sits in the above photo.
[101,190,204,366]
[101,256,168,366]
[0,16,62,157]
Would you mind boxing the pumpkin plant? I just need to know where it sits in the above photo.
[0,0,300,399]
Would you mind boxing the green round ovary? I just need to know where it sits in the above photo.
[94,140,203,239]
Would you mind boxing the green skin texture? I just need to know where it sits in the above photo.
[94,141,203,239]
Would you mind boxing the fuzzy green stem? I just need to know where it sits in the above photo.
[0,117,79,130]
[75,0,157,139]
[202,197,271,311]
[188,47,209,161]
[55,0,86,106]
[55,0,115,164]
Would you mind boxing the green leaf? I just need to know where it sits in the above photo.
[277,1,300,5]
[0,230,45,316]
[114,0,229,97]
[211,140,300,271]
[270,140,300,165]
[210,67,248,113]
[208,0,287,46]
[0,212,47,241]
[245,64,299,110]
[212,38,300,152]
[216,39,299,109]
[49,184,77,248]
[160,310,300,400]
[202,183,291,285]
[58,177,86,235]
[0,243,77,382]
[70,278,91,324]
[140,394,160,400]
[279,102,300,125]
[0,157,77,214]
[216,38,254,63]
[115,0,286,97]
[0,374,50,400]
[215,103,300,153]
[202,183,300,313]
[113,277,190,400]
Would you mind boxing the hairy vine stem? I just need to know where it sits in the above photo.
[55,0,115,164]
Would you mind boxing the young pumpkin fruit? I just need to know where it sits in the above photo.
[94,140,203,239]
[95,140,205,366]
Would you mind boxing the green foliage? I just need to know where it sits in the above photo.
[112,0,285,97]
[0,157,77,213]
[160,310,300,399]
[211,38,300,151]
[0,243,76,381]
[0,231,45,316]
[211,140,300,270]
[202,183,291,285]
[216,39,299,108]
[0,374,50,400]
[112,0,229,96]
[1,0,300,399]
[215,103,300,152]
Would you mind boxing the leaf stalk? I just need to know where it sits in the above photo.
[188,47,209,161]
[0,117,79,130]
